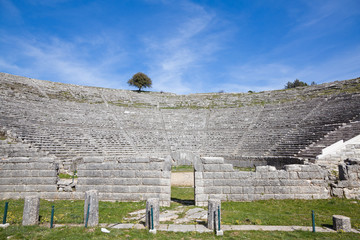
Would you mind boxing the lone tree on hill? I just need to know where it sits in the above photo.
[285,79,308,89]
[128,72,152,92]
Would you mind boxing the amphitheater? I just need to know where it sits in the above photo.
[1,72,360,206]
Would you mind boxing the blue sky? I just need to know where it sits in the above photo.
[1,0,359,94]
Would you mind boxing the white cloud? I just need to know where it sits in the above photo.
[143,1,229,94]
[0,34,130,89]
[218,46,360,93]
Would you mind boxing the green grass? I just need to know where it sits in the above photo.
[222,198,360,228]
[171,165,194,172]
[1,226,359,240]
[171,187,194,202]
[58,173,77,179]
[2,193,359,228]
[160,187,197,220]
[1,192,360,239]
[0,199,145,225]
[234,166,256,172]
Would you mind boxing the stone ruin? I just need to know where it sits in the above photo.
[0,72,360,205]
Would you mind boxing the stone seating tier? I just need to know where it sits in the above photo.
[1,73,359,166]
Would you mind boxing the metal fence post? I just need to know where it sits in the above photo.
[151,205,154,230]
[85,203,90,228]
[312,210,316,232]
[50,206,55,228]
[3,202,8,224]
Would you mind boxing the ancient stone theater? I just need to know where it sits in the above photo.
[1,72,359,206]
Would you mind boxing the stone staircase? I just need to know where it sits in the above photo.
[297,114,360,159]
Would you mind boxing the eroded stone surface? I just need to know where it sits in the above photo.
[22,195,40,226]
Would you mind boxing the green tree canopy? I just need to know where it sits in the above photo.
[285,79,308,89]
[128,72,152,91]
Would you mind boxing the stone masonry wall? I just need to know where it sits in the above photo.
[331,159,360,199]
[194,157,330,206]
[0,158,58,199]
[77,156,172,206]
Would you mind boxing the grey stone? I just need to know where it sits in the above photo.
[202,157,224,164]
[333,215,351,232]
[84,190,99,227]
[22,195,40,226]
[339,164,349,180]
[207,199,221,230]
[146,198,160,229]
[256,166,276,172]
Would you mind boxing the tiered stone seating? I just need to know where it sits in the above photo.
[269,94,360,157]
[1,72,359,167]
[297,114,360,159]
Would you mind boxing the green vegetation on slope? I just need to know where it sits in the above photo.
[4,74,360,109]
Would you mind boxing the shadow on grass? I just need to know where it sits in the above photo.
[171,198,195,206]
[321,224,334,230]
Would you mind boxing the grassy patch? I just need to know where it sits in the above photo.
[2,194,360,228]
[58,173,77,179]
[160,186,197,214]
[1,196,360,239]
[234,166,256,172]
[171,187,194,202]
[0,199,145,225]
[222,198,360,228]
[171,165,194,172]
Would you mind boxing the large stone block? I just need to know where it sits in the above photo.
[142,178,160,185]
[338,164,348,180]
[333,215,351,232]
[207,199,221,230]
[220,164,235,172]
[145,198,159,229]
[284,165,302,172]
[84,190,99,227]
[202,157,224,164]
[256,166,276,172]
[203,164,221,172]
[22,195,40,226]
[230,186,243,194]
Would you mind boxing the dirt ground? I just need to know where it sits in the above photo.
[171,172,194,186]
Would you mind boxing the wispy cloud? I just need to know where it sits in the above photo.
[0,33,129,89]
[0,0,23,23]
[142,1,229,94]
[219,45,360,93]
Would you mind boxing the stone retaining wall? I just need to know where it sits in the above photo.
[195,157,330,206]
[77,156,172,206]
[0,158,58,199]
[331,159,360,199]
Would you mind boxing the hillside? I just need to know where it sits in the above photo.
[1,72,359,169]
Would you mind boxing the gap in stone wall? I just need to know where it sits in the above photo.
[171,164,195,206]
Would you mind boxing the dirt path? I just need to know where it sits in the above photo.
[171,172,194,186]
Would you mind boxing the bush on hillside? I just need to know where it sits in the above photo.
[285,79,308,89]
